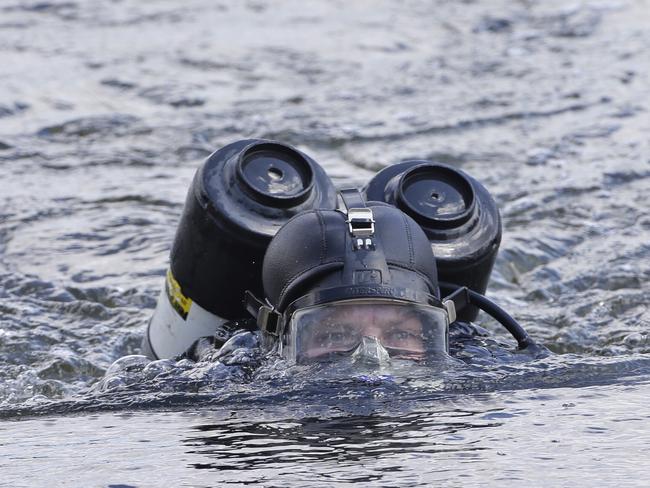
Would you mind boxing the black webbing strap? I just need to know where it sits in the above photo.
[340,188,367,211]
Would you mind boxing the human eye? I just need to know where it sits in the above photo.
[317,324,357,347]
[384,327,421,347]
[391,330,409,341]
[387,329,414,342]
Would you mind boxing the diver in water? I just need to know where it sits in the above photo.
[244,189,452,365]
[142,139,540,366]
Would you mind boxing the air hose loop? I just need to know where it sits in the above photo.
[440,282,536,350]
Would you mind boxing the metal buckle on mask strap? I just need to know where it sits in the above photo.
[441,286,470,324]
[244,290,281,336]
[340,188,375,250]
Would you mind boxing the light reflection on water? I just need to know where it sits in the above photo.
[2,383,649,487]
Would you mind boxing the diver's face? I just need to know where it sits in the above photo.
[297,304,426,361]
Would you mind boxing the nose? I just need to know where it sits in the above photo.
[351,336,390,366]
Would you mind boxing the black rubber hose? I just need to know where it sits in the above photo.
[440,282,535,350]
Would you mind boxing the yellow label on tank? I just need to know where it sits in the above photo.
[165,268,192,320]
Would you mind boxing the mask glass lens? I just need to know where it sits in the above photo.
[285,299,448,363]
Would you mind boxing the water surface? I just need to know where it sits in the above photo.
[0,0,649,486]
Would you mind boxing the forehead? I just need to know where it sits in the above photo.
[319,302,419,323]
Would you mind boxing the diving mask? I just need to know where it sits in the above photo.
[282,299,449,364]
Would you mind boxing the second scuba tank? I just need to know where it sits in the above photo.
[144,139,338,359]
[363,161,502,321]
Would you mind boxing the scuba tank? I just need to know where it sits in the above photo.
[363,161,501,322]
[143,139,338,359]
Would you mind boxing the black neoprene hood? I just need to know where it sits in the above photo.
[262,202,440,313]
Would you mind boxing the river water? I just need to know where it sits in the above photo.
[0,0,649,486]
